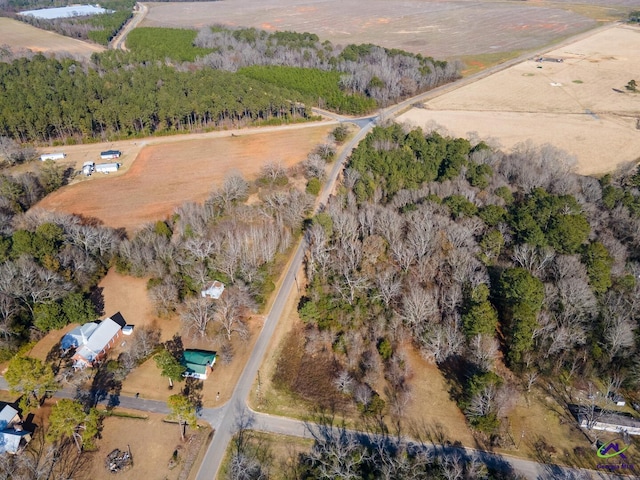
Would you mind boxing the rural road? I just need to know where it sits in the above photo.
[110,2,148,51]
[0,377,632,480]
[0,17,631,480]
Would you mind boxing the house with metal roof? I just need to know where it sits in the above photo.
[0,405,31,454]
[71,313,126,368]
[100,150,121,160]
[181,350,217,380]
[61,322,99,351]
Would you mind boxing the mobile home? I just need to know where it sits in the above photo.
[95,162,120,174]
[40,152,66,161]
[100,150,121,160]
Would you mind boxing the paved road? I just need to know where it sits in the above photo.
[1,19,630,480]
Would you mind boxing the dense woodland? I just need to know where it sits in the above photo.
[0,24,458,143]
[193,26,460,108]
[260,124,640,456]
[0,55,309,142]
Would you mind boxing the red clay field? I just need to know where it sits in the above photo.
[141,0,599,59]
[37,123,334,232]
[398,24,640,175]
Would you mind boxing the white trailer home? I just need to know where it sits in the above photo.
[40,152,66,161]
[95,162,120,174]
[100,150,121,160]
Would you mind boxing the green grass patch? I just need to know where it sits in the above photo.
[126,27,214,62]
[238,65,377,115]
[457,50,523,75]
[98,409,148,420]
[572,79,584,84]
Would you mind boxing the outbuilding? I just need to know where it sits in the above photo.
[201,281,225,299]
[95,162,120,174]
[40,153,66,161]
[82,161,95,176]
[100,150,121,160]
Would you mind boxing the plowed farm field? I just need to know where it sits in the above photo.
[141,0,598,59]
[37,123,334,232]
[0,17,104,58]
[398,24,640,175]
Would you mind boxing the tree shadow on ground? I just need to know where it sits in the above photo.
[76,362,122,409]
[89,286,105,316]
[182,377,203,415]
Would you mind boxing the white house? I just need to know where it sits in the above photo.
[0,405,31,454]
[201,281,225,299]
[95,162,120,174]
[40,152,66,161]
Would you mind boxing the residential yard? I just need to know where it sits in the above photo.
[0,17,104,59]
[36,123,334,233]
[84,410,210,480]
[399,24,640,175]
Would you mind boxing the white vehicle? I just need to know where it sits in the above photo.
[82,161,95,176]
[40,152,66,161]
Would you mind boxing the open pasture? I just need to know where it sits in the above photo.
[398,25,640,175]
[36,123,334,232]
[0,17,104,58]
[141,0,597,59]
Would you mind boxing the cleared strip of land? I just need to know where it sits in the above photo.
[398,25,640,175]
[0,17,104,58]
[36,123,335,232]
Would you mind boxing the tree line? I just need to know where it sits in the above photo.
[193,26,461,107]
[295,123,640,445]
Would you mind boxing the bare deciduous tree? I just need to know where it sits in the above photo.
[181,297,216,338]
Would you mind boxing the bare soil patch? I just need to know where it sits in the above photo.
[142,0,596,59]
[0,17,104,59]
[398,24,640,175]
[36,123,333,233]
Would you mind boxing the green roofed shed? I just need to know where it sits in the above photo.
[182,349,216,380]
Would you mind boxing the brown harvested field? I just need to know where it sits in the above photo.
[36,123,334,233]
[398,24,640,175]
[141,0,599,59]
[0,17,104,59]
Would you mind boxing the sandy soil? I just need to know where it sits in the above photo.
[141,0,598,59]
[398,24,640,175]
[36,123,334,233]
[0,17,104,59]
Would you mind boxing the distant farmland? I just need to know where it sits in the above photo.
[0,17,104,58]
[398,25,640,175]
[142,0,599,59]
